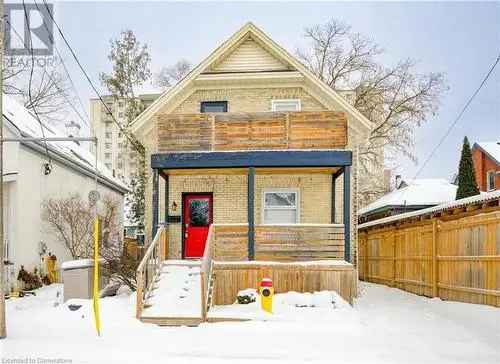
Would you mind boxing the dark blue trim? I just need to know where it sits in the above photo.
[247,167,255,260]
[343,165,351,262]
[151,150,352,170]
[152,169,159,240]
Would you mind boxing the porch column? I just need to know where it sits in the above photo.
[343,165,351,262]
[247,167,255,260]
[164,173,169,224]
[331,168,343,224]
[152,169,159,239]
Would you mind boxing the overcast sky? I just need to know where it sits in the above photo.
[49,1,499,181]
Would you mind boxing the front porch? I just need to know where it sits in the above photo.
[135,148,356,325]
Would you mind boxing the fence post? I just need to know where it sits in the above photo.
[392,231,396,288]
[432,219,438,297]
[136,271,143,319]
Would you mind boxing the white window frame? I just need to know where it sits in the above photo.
[271,99,301,112]
[486,170,495,191]
[261,188,300,225]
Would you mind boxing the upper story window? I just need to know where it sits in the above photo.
[487,170,496,191]
[271,99,301,112]
[262,189,299,224]
[201,101,228,113]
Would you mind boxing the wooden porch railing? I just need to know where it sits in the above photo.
[255,224,345,261]
[135,227,167,319]
[156,111,348,152]
[200,224,215,319]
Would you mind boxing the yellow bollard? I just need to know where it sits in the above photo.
[259,278,274,314]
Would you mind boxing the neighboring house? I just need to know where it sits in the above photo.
[131,22,375,263]
[2,94,129,291]
[358,179,457,223]
[89,93,160,184]
[472,141,500,192]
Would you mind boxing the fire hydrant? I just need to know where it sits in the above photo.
[259,278,274,313]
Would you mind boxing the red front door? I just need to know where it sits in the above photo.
[183,193,213,258]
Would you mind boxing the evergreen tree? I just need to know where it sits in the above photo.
[100,30,151,231]
[455,136,480,200]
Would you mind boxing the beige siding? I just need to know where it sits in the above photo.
[211,38,288,73]
[172,87,327,114]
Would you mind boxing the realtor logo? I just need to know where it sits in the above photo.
[5,3,54,56]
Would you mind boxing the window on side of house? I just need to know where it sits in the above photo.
[200,101,228,113]
[486,170,495,191]
[262,189,299,224]
[271,99,301,112]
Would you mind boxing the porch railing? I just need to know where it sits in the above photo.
[200,224,215,319]
[211,223,345,262]
[156,111,348,152]
[135,226,167,319]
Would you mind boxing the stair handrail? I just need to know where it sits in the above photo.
[136,226,166,319]
[200,224,214,320]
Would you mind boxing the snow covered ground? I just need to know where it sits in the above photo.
[1,282,499,364]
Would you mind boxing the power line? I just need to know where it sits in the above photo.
[4,17,89,130]
[41,0,143,153]
[22,0,51,163]
[32,0,90,128]
[409,52,500,183]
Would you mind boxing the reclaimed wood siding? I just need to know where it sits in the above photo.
[359,209,500,307]
[212,261,357,305]
[255,225,344,261]
[156,111,347,152]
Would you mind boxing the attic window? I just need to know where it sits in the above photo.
[201,101,227,113]
[271,99,301,112]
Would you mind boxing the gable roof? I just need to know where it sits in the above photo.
[358,179,458,216]
[473,141,500,164]
[2,94,129,194]
[130,22,374,134]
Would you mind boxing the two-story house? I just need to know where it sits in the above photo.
[129,23,374,324]
[472,141,500,192]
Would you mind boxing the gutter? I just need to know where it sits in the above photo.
[20,140,130,195]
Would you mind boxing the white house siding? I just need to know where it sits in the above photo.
[3,136,125,291]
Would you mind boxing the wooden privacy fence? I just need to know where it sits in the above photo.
[359,206,500,307]
[156,111,347,152]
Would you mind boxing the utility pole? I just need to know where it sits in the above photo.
[0,0,7,339]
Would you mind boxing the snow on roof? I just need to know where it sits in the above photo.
[358,179,457,216]
[2,94,129,193]
[359,190,500,229]
[474,141,500,164]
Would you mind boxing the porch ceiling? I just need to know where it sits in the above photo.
[151,150,352,170]
[161,167,341,176]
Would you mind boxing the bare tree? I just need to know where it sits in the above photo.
[297,19,447,205]
[3,64,77,125]
[42,194,94,259]
[42,193,139,290]
[154,59,192,89]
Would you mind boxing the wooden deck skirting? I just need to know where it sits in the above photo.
[359,207,500,308]
[212,260,357,305]
[156,111,347,152]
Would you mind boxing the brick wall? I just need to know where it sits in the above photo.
[171,87,327,114]
[473,148,500,191]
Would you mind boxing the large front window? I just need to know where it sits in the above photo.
[262,189,299,224]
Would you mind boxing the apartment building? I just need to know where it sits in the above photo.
[90,93,160,183]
